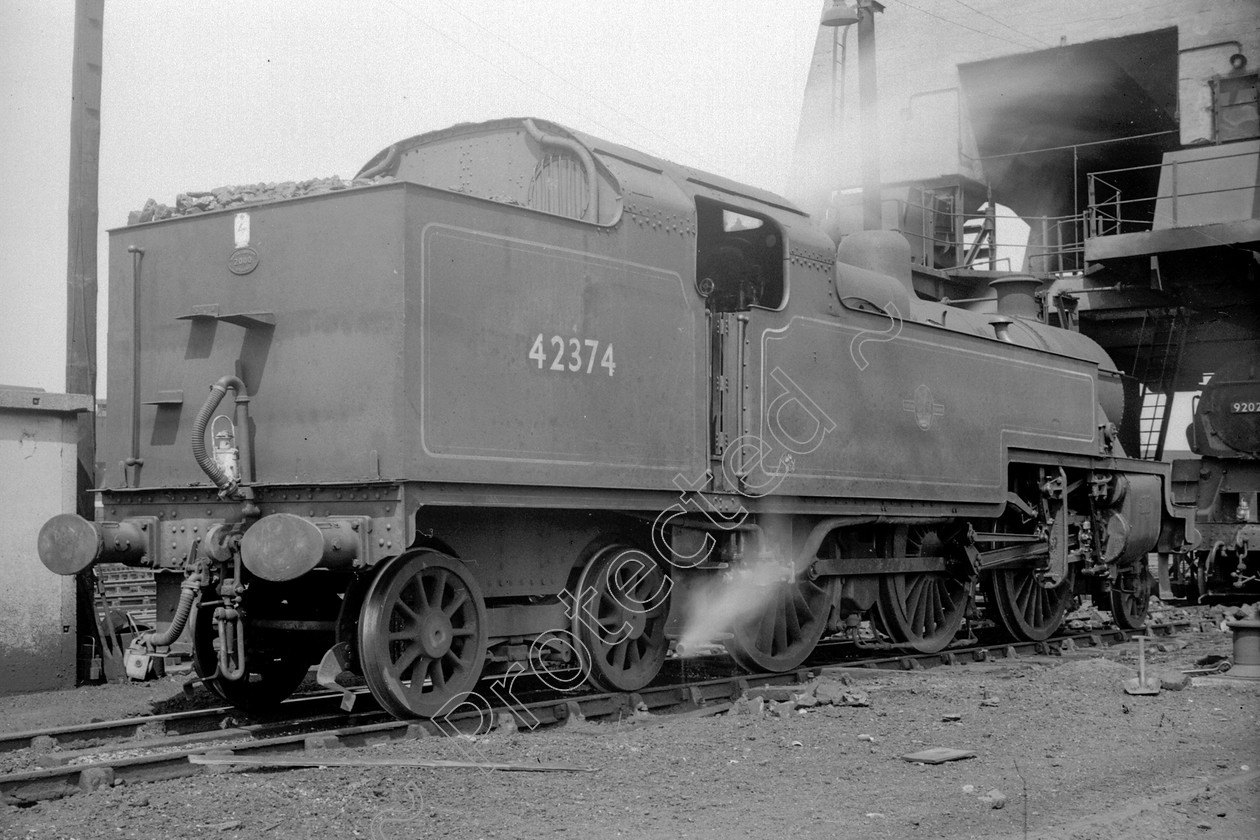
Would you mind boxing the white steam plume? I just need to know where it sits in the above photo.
[676,555,790,657]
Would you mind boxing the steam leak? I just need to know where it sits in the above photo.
[676,553,794,657]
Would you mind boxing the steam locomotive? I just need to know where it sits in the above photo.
[38,118,1196,719]
[1170,355,1260,601]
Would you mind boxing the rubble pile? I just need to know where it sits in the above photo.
[127,174,396,225]
[727,677,872,718]
[1206,601,1259,623]
[1146,597,1196,625]
[1064,603,1110,631]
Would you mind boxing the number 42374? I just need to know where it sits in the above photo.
[529,334,616,376]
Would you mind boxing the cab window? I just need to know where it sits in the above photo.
[695,199,785,311]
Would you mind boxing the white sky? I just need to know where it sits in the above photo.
[0,1,821,396]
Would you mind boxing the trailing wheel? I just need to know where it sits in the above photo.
[358,551,488,719]
[1109,563,1152,630]
[986,565,1076,641]
[725,570,831,673]
[572,543,671,692]
[875,526,971,654]
[190,584,320,710]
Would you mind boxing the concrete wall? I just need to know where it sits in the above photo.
[790,0,1260,211]
[0,388,93,694]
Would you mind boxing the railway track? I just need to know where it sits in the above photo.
[0,620,1196,805]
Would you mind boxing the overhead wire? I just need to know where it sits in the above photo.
[946,0,1054,49]
[378,0,703,165]
[430,0,698,162]
[379,0,646,150]
[886,0,1047,51]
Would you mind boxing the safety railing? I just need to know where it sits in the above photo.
[1086,147,1259,237]
[1089,174,1125,237]
[888,196,1086,277]
[1025,214,1087,275]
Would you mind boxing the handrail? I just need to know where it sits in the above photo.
[1084,145,1259,237]
[1090,147,1259,179]
[1093,184,1253,209]
[874,194,1087,273]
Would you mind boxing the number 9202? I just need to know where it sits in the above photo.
[529,334,616,376]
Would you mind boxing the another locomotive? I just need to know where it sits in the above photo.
[38,118,1196,718]
[1170,355,1260,601]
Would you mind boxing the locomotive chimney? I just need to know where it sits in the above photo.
[989,275,1043,320]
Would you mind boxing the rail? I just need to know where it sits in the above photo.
[0,620,1198,803]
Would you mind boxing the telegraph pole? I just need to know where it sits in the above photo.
[66,0,103,514]
[67,0,113,681]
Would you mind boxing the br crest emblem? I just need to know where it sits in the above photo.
[903,384,945,431]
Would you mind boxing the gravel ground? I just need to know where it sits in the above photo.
[2,615,1257,840]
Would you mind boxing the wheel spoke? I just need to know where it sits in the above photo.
[359,553,487,718]
[403,657,432,698]
[727,573,830,673]
[772,597,789,655]
[633,573,658,602]
[392,642,425,680]
[391,602,419,630]
[928,580,943,631]
[611,638,630,670]
[990,566,1073,642]
[913,577,931,629]
[755,605,775,651]
[911,579,927,631]
[443,590,468,618]
[612,566,630,595]
[573,547,671,690]
[784,589,802,639]
[914,581,929,632]
[430,657,447,690]
[877,526,970,654]
[428,569,448,608]
[1014,573,1033,612]
[442,649,465,674]
[409,575,429,610]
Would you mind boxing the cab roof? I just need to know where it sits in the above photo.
[355,117,807,226]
